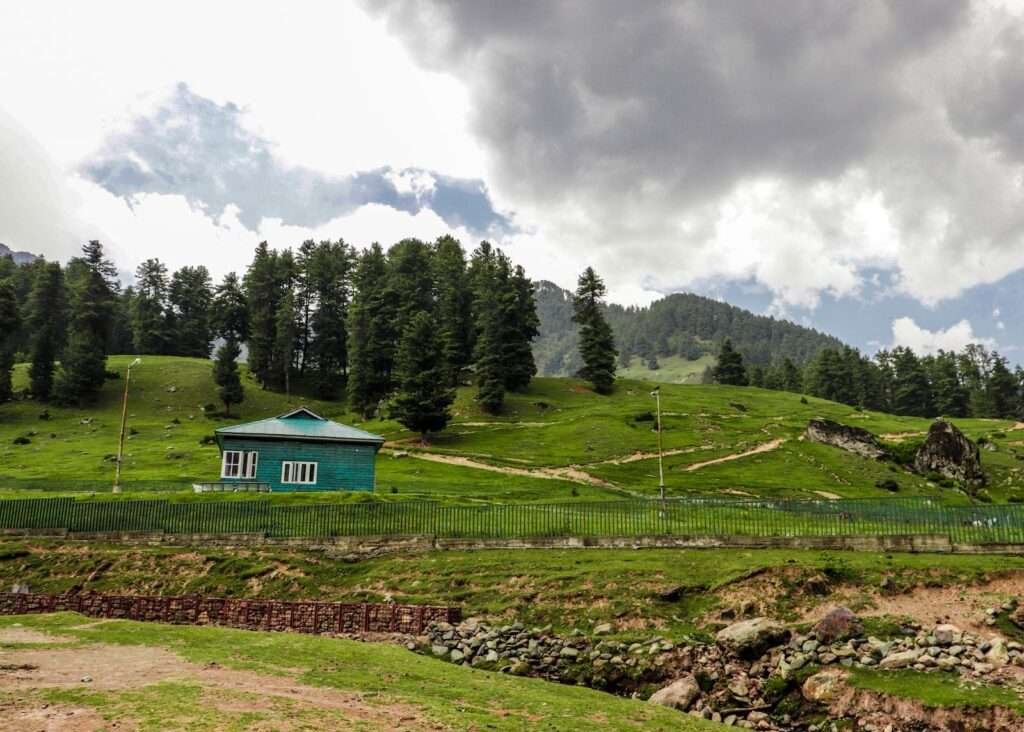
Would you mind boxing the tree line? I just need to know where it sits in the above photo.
[0,238,586,439]
[709,338,1024,420]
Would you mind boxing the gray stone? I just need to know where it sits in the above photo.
[878,649,922,669]
[802,669,846,703]
[804,419,889,459]
[716,618,790,659]
[648,674,701,711]
[914,421,985,485]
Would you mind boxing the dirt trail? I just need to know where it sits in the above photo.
[684,438,785,472]
[381,448,618,489]
[880,430,926,441]
[0,642,434,730]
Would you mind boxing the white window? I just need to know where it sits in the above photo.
[281,460,318,485]
[221,450,258,479]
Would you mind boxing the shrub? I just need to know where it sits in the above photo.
[799,396,808,404]
[992,431,1007,439]
[633,411,655,422]
[198,434,217,446]
[104,370,121,380]
[886,438,924,466]
[12,436,30,445]
[38,410,50,421]
[875,478,900,492]
[977,436,989,446]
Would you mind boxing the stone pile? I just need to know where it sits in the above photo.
[421,618,677,686]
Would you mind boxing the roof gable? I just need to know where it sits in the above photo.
[215,406,384,447]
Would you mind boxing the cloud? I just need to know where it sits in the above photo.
[79,84,513,237]
[890,316,996,354]
[366,0,1024,307]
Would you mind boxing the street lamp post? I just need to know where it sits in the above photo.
[651,386,665,501]
[113,358,142,493]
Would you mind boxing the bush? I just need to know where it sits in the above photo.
[992,431,1007,439]
[12,435,31,445]
[104,370,121,380]
[799,396,808,404]
[886,438,924,466]
[198,434,217,446]
[977,436,989,446]
[634,411,655,422]
[875,478,900,492]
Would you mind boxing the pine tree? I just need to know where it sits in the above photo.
[572,267,617,394]
[931,350,969,417]
[503,263,539,391]
[273,289,297,398]
[244,242,282,388]
[213,337,245,416]
[987,355,1019,419]
[386,238,434,339]
[26,261,66,400]
[347,244,394,417]
[212,273,249,343]
[468,243,513,411]
[748,364,765,388]
[432,235,473,386]
[0,281,19,402]
[891,347,933,417]
[132,258,171,354]
[391,311,455,441]
[54,241,118,405]
[169,265,213,357]
[711,339,748,386]
[309,240,353,399]
[780,357,803,393]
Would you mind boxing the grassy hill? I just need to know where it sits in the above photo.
[2,354,1023,503]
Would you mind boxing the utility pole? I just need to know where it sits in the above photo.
[651,386,665,501]
[113,358,142,493]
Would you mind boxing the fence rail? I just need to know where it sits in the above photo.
[2,495,1024,544]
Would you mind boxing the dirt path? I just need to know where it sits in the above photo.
[0,641,434,731]
[880,431,926,441]
[683,438,785,472]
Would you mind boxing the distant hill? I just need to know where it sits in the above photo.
[0,243,38,266]
[533,281,845,377]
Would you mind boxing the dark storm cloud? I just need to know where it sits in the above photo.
[366,0,969,207]
[80,83,512,235]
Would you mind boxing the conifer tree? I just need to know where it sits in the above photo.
[274,289,297,398]
[931,350,969,417]
[987,355,1019,419]
[26,261,66,400]
[169,265,213,357]
[711,338,748,386]
[54,241,118,405]
[211,272,248,417]
[244,242,282,388]
[213,338,245,416]
[572,267,617,394]
[503,263,540,391]
[347,244,394,417]
[386,238,434,339]
[132,258,171,354]
[432,235,473,386]
[891,347,933,417]
[0,281,19,402]
[780,357,803,393]
[468,243,507,411]
[391,311,455,441]
[309,240,353,399]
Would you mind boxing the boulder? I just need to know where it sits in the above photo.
[914,420,984,485]
[934,624,962,645]
[986,638,1010,667]
[878,648,922,669]
[648,675,701,711]
[801,669,846,704]
[716,618,790,659]
[813,607,862,643]
[804,419,890,460]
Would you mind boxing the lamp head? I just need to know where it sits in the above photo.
[129,358,142,368]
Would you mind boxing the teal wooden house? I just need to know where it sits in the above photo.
[209,407,384,492]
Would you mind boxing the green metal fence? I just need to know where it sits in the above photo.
[2,496,1024,544]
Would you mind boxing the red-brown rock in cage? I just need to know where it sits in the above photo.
[0,591,460,636]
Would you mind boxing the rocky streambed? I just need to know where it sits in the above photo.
[415,605,1024,731]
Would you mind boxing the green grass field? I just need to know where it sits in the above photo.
[2,355,1023,504]
[0,612,717,731]
[617,354,715,384]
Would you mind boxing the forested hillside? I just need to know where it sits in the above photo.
[533,281,844,376]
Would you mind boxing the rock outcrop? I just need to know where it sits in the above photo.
[914,420,985,485]
[804,419,890,460]
[813,606,862,644]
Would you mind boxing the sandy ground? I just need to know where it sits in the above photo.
[0,629,436,731]
[684,438,785,472]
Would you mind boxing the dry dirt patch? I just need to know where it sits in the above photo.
[684,438,785,472]
[0,698,117,732]
[0,627,74,646]
[0,643,436,730]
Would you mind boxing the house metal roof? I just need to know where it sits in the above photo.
[215,407,385,447]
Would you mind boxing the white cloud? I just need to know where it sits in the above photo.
[890,316,996,355]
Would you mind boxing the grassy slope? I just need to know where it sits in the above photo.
[2,355,1022,502]
[617,354,715,384]
[4,540,1022,640]
[0,613,717,731]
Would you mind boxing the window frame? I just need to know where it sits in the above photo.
[221,450,258,479]
[281,460,318,485]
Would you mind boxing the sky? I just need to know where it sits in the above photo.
[1,0,1023,359]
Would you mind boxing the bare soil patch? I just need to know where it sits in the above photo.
[0,643,436,730]
[684,438,785,472]
[880,431,926,442]
[0,698,117,732]
[0,628,73,646]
